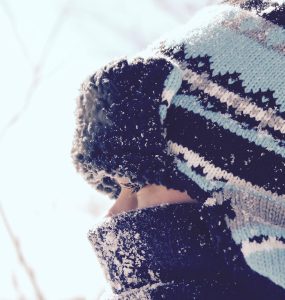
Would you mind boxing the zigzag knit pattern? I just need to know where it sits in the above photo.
[71,0,285,290]
[134,0,285,290]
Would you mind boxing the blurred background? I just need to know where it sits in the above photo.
[0,0,217,299]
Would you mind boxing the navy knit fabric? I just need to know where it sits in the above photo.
[71,0,285,291]
[88,203,285,299]
[71,57,183,199]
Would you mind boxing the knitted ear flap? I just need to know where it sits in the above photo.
[71,55,183,200]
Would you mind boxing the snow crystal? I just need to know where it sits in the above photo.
[203,197,217,206]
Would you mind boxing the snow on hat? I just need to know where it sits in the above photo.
[71,0,285,288]
[71,56,186,199]
[71,0,285,204]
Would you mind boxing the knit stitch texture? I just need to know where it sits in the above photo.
[71,0,285,289]
[88,203,285,299]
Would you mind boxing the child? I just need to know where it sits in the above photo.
[71,0,285,298]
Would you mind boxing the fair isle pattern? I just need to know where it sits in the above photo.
[142,1,285,289]
[182,70,285,136]
[238,0,285,28]
[167,141,284,202]
[220,8,285,54]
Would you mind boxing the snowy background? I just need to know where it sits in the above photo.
[0,0,217,299]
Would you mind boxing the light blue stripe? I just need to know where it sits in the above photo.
[171,94,285,158]
[159,66,183,124]
[175,158,225,192]
[220,183,285,225]
[266,26,285,47]
[159,104,167,124]
[231,223,285,244]
[222,182,279,203]
[245,249,285,289]
[184,18,285,112]
[163,66,183,97]
[235,12,285,48]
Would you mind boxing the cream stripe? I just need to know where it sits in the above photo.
[168,140,284,201]
[241,236,285,257]
[182,68,285,134]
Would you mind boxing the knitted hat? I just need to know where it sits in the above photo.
[71,0,285,289]
[71,56,188,199]
[71,0,285,201]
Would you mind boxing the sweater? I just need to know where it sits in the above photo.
[71,0,285,290]
[88,202,285,299]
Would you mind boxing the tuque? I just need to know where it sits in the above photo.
[71,0,285,290]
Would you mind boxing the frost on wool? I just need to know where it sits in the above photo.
[70,56,193,200]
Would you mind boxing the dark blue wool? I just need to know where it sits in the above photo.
[71,0,285,291]
[88,203,285,299]
[72,56,210,201]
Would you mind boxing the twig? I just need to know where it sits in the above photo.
[0,204,45,300]
[12,272,27,300]
[0,0,72,144]
[152,0,189,22]
[0,0,34,68]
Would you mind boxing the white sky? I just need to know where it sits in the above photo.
[0,0,213,298]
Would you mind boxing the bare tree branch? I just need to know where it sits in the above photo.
[0,0,34,68]
[0,0,73,144]
[0,205,45,300]
[12,272,27,300]
[152,0,189,22]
